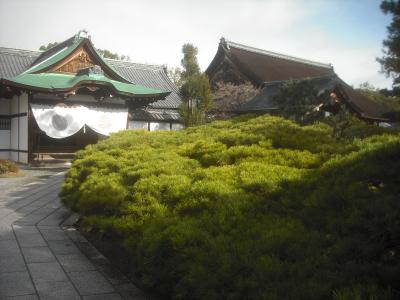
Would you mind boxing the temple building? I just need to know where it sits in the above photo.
[206,38,391,121]
[0,32,183,164]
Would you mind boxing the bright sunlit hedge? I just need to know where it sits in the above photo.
[61,115,400,300]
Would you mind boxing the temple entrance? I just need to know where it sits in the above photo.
[36,126,100,153]
[27,102,127,164]
[29,116,102,164]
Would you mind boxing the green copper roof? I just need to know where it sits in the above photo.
[1,33,172,102]
[25,37,130,83]
[25,39,83,74]
[3,72,171,98]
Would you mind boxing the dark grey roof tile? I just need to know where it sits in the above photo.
[130,109,181,122]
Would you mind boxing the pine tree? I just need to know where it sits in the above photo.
[179,44,212,126]
[378,0,400,85]
[180,44,201,79]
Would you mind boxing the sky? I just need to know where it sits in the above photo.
[0,0,394,89]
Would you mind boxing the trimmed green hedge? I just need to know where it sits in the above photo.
[61,115,400,299]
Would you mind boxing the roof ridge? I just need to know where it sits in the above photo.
[224,39,333,69]
[105,58,164,70]
[0,47,41,55]
[31,35,78,67]
[262,73,338,86]
[0,47,166,71]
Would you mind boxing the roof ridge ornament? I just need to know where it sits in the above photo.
[220,37,228,49]
[74,30,90,43]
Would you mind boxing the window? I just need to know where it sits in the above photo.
[128,121,148,130]
[172,123,184,130]
[150,122,170,131]
[0,118,11,130]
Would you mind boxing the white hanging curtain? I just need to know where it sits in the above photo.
[85,107,128,136]
[30,104,85,139]
[30,104,128,139]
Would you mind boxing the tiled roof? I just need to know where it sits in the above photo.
[108,59,181,109]
[130,108,182,122]
[0,46,182,109]
[225,39,333,70]
[337,79,391,120]
[0,47,38,78]
[235,74,391,121]
[206,38,391,121]
[236,75,337,112]
[206,38,335,86]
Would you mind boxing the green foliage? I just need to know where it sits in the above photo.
[39,42,59,51]
[179,44,213,127]
[167,67,183,88]
[378,0,400,85]
[180,74,213,111]
[180,44,200,79]
[0,159,19,175]
[96,48,130,61]
[61,115,400,299]
[273,78,329,124]
[180,74,213,126]
[323,108,358,139]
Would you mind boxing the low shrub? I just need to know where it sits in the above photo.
[61,114,400,299]
[0,159,19,175]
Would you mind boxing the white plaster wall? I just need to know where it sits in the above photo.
[0,98,11,114]
[151,122,170,131]
[18,152,28,164]
[10,151,18,162]
[0,130,10,149]
[11,118,18,149]
[172,123,184,130]
[19,116,28,151]
[0,152,10,160]
[128,121,148,130]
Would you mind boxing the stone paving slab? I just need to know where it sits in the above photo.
[35,281,81,300]
[82,294,123,300]
[0,271,35,297]
[0,295,39,300]
[21,247,56,263]
[0,171,149,299]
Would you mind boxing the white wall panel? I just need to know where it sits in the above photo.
[0,130,10,149]
[10,151,18,162]
[18,152,28,163]
[0,152,10,160]
[11,118,18,149]
[128,121,148,130]
[150,122,170,131]
[172,123,184,130]
[19,116,28,151]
